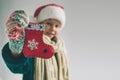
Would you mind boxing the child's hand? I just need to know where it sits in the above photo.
[5,10,29,55]
[6,10,29,40]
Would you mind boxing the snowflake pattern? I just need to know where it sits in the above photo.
[27,39,39,50]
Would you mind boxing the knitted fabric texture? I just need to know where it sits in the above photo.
[6,10,29,53]
[23,24,54,59]
[34,35,69,80]
[6,10,29,32]
[9,35,25,53]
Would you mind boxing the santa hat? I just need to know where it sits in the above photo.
[34,3,65,28]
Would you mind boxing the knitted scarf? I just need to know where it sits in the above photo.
[34,35,69,80]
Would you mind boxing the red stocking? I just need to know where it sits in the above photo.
[23,22,54,59]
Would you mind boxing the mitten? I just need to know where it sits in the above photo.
[6,10,29,54]
[23,23,54,59]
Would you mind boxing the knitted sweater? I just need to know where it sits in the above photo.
[2,43,34,80]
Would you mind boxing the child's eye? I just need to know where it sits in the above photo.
[47,22,52,26]
[55,24,61,28]
[55,25,59,28]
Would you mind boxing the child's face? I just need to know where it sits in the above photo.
[41,19,61,39]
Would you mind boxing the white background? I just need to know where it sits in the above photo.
[0,0,120,80]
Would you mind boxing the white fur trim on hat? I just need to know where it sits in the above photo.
[34,4,65,28]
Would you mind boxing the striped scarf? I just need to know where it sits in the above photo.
[34,35,69,80]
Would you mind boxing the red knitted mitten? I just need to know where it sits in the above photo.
[6,10,29,53]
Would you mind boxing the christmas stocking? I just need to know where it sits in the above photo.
[23,22,54,59]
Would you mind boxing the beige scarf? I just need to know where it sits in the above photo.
[34,35,69,80]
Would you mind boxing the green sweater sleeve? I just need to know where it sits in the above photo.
[2,43,31,74]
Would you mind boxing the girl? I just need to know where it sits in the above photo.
[2,3,69,80]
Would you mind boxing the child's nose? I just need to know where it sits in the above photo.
[50,25,56,31]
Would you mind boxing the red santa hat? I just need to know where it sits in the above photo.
[34,3,65,28]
